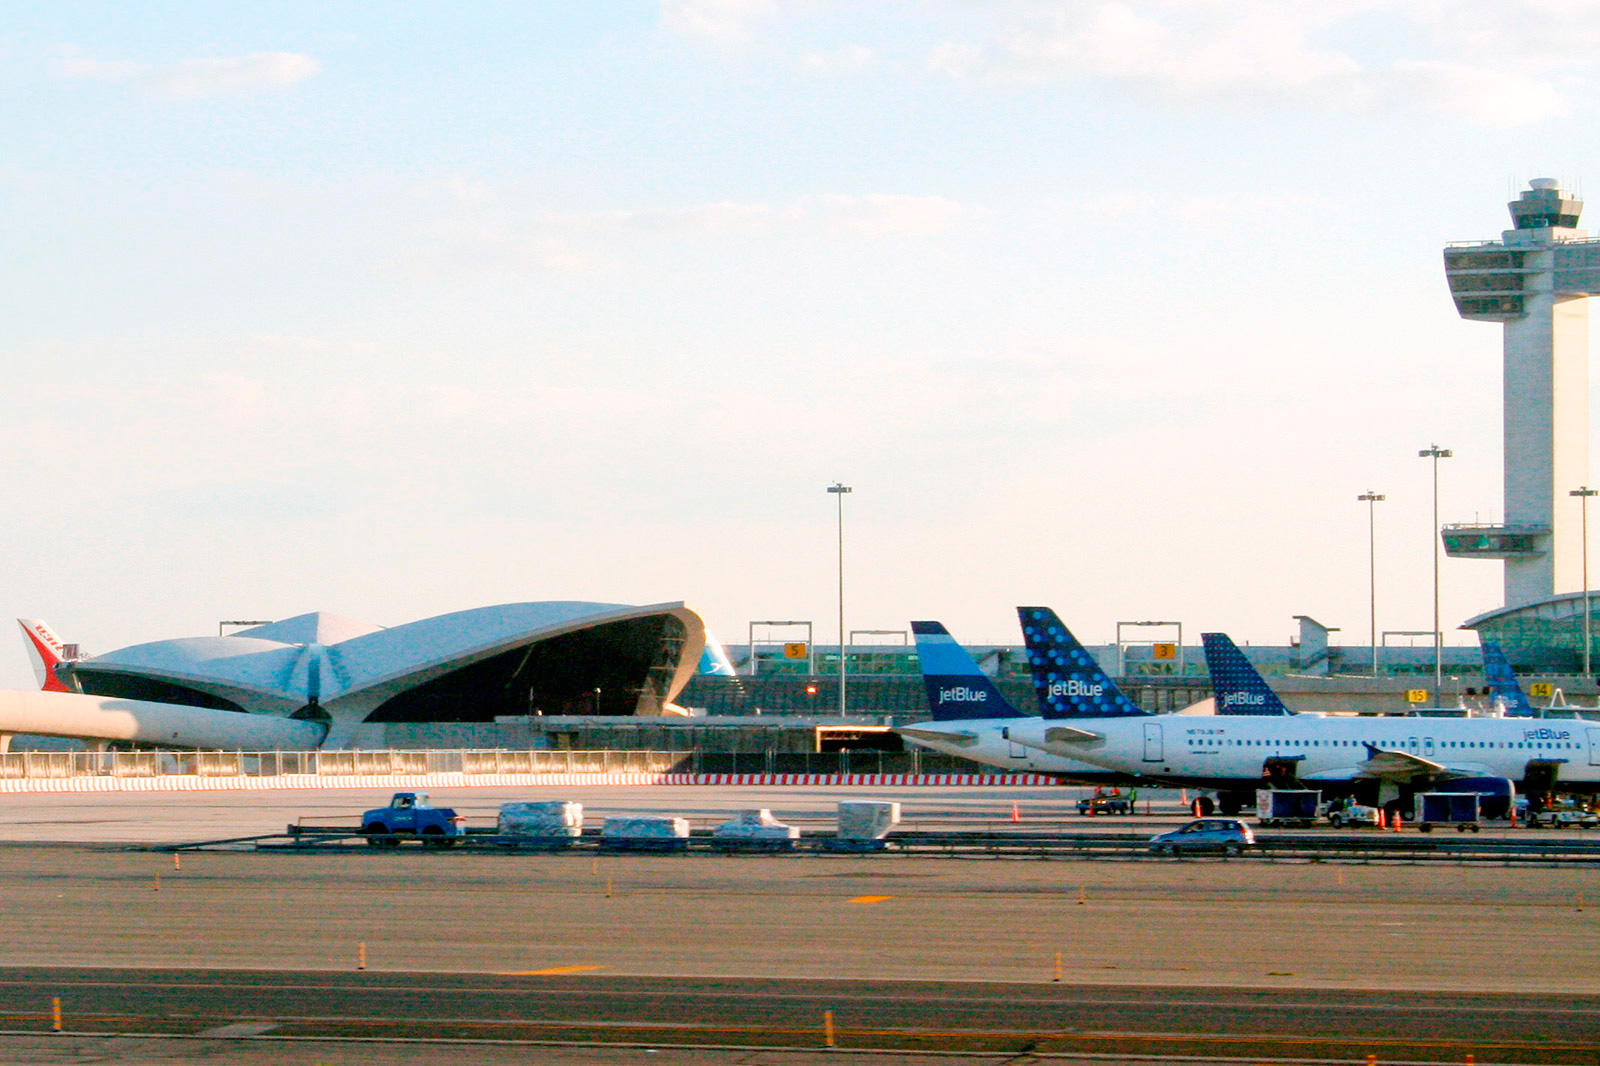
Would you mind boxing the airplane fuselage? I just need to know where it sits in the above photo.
[899,717,1139,784]
[907,713,1600,793]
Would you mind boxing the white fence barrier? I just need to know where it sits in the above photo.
[0,749,1059,793]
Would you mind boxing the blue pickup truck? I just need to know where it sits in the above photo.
[360,792,466,847]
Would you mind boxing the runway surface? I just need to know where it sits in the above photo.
[2,968,1597,1064]
[1,845,1597,992]
[2,789,1596,1064]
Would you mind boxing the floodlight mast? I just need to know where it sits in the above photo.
[1572,485,1598,675]
[1418,446,1452,700]
[1358,492,1385,676]
[826,482,852,716]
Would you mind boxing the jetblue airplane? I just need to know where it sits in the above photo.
[898,620,1132,784]
[995,607,1597,815]
[908,605,1600,813]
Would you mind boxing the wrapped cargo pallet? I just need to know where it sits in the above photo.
[832,800,900,851]
[497,801,583,845]
[711,809,799,851]
[601,815,691,851]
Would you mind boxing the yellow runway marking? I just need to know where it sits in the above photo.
[504,965,608,976]
[849,895,893,904]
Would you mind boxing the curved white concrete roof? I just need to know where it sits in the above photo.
[72,601,707,717]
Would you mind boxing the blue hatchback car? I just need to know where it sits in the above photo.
[1148,818,1255,856]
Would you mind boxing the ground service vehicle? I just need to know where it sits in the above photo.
[1527,806,1599,829]
[1415,792,1482,833]
[1077,791,1133,815]
[1256,789,1319,827]
[361,792,466,847]
[1149,818,1254,856]
[1326,798,1383,828]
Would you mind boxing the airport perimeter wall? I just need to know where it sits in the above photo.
[0,748,1029,793]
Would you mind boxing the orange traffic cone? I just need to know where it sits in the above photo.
[1390,810,1402,831]
[1011,802,1021,824]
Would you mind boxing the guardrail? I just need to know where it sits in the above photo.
[199,826,1600,864]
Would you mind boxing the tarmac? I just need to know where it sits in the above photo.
[0,783,1132,843]
[0,840,1597,990]
[1,784,1596,1064]
[3,969,1598,1064]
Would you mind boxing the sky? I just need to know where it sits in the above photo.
[5,1,1600,686]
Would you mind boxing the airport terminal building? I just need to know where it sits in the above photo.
[42,602,707,749]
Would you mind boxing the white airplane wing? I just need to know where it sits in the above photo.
[1044,725,1102,744]
[1301,747,1447,783]
[896,726,980,748]
[1358,748,1447,777]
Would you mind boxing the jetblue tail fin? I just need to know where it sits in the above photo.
[1201,633,1293,715]
[1480,641,1536,717]
[17,619,71,693]
[911,621,1023,720]
[1016,607,1150,718]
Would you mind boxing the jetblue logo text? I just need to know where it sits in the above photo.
[938,687,988,703]
[1049,680,1104,698]
[1219,691,1265,708]
[1523,727,1572,741]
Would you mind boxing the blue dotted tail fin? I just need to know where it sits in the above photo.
[911,620,1023,720]
[1480,641,1536,717]
[1200,633,1292,715]
[1015,607,1150,719]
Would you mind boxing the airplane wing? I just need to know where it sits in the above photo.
[1044,725,1103,744]
[1301,746,1447,783]
[1358,747,1446,777]
[895,726,980,748]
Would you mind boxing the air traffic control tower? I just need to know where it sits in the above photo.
[1443,179,1600,609]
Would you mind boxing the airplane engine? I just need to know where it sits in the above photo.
[1447,776,1516,820]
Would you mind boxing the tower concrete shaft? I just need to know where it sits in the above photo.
[1443,179,1600,608]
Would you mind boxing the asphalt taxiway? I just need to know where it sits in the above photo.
[2,969,1598,1064]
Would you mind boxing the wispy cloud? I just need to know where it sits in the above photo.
[925,1,1586,126]
[797,43,875,77]
[386,192,973,277]
[659,0,779,43]
[60,47,320,98]
[814,194,968,236]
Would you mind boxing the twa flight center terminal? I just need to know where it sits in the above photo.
[2,603,706,750]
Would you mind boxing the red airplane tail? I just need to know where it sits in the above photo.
[17,619,72,692]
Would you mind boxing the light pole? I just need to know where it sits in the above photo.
[1572,486,1597,675]
[1418,445,1452,702]
[826,482,852,716]
[1358,492,1385,676]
